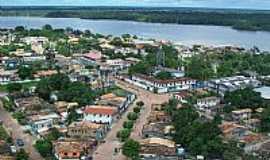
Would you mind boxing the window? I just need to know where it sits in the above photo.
[64,152,68,156]
[73,152,77,156]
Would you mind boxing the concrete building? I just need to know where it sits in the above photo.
[207,76,261,96]
[124,74,196,93]
[68,121,108,140]
[84,105,117,124]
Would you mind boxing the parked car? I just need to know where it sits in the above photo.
[10,145,17,153]
[16,139,24,147]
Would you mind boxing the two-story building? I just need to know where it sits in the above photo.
[68,121,108,141]
[84,105,117,125]
[139,137,177,159]
[232,108,252,122]
[29,113,60,134]
[125,74,196,93]
[196,96,221,111]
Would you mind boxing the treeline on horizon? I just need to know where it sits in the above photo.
[1,6,270,31]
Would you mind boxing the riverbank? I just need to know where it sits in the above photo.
[1,16,270,51]
[1,6,270,32]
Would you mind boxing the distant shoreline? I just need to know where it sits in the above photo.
[1,6,270,32]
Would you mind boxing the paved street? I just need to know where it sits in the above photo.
[0,101,44,160]
[93,79,170,160]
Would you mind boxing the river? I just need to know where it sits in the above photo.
[1,16,270,51]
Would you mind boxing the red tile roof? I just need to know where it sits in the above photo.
[174,91,189,98]
[84,105,117,115]
[84,51,102,60]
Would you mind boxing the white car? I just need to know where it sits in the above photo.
[10,145,17,153]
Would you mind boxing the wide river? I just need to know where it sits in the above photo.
[1,16,270,51]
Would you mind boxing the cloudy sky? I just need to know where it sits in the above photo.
[1,0,270,10]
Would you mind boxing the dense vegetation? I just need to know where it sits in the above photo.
[224,88,264,110]
[36,73,97,106]
[165,99,243,159]
[129,46,270,80]
[1,7,270,31]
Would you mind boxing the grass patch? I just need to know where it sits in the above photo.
[0,125,9,141]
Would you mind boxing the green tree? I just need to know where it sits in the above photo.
[261,106,270,132]
[42,24,53,31]
[6,83,22,93]
[136,101,144,107]
[123,121,134,129]
[127,112,138,121]
[186,55,214,80]
[16,149,29,160]
[155,71,172,80]
[15,26,25,32]
[66,107,80,124]
[133,107,141,114]
[18,66,33,80]
[117,129,131,142]
[46,128,62,141]
[34,139,52,157]
[224,88,263,110]
[122,139,140,160]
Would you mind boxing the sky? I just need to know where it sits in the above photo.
[1,0,270,10]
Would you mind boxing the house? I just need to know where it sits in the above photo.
[257,141,270,159]
[207,76,261,96]
[232,109,252,122]
[53,140,90,160]
[147,110,171,124]
[0,69,18,83]
[0,140,11,155]
[55,101,79,113]
[33,70,58,78]
[243,118,261,131]
[68,121,108,140]
[105,59,130,71]
[172,91,189,103]
[29,113,60,134]
[0,155,15,160]
[22,36,48,45]
[196,96,221,111]
[142,123,174,139]
[139,137,177,158]
[14,96,53,113]
[125,74,196,93]
[84,105,117,124]
[22,55,46,62]
[97,92,136,114]
[80,50,103,66]
[220,122,249,140]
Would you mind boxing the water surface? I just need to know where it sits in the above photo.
[1,16,270,51]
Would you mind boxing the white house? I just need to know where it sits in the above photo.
[196,96,221,111]
[0,69,17,83]
[173,91,189,103]
[22,36,49,45]
[84,105,117,124]
[232,109,252,122]
[125,74,196,93]
[30,113,60,134]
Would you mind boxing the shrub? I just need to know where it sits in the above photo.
[34,139,52,158]
[117,129,131,142]
[133,107,141,114]
[12,112,27,125]
[122,139,140,160]
[127,112,138,121]
[123,121,134,129]
[136,101,144,107]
